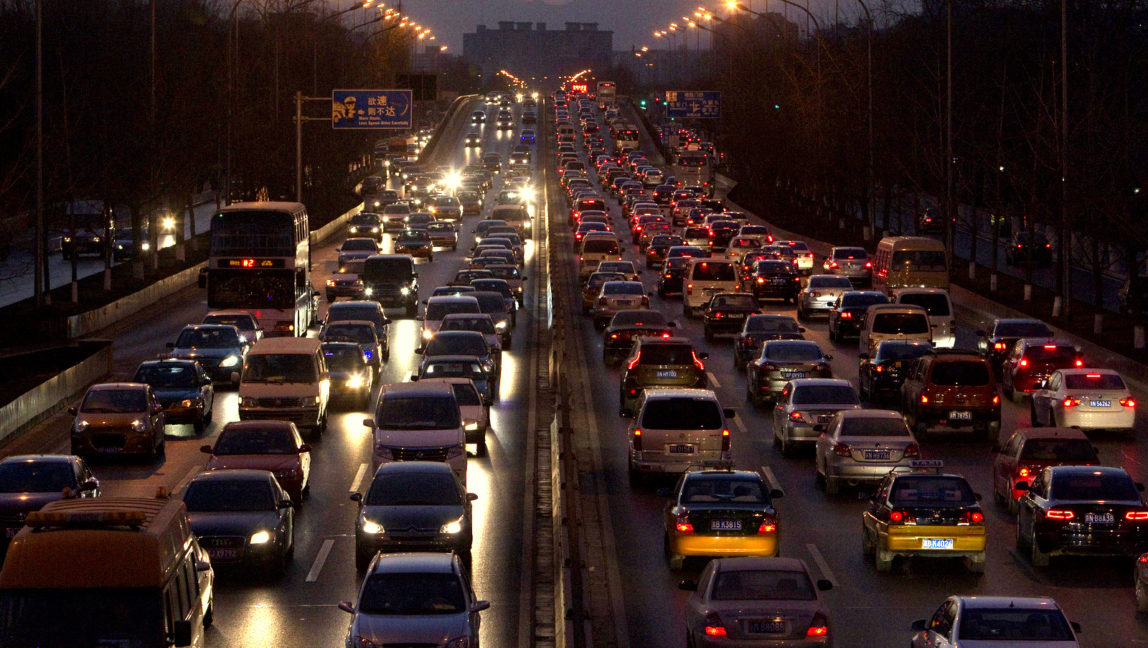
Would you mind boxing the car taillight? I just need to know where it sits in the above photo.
[992,395,1000,405]
[743,336,755,347]
[962,511,985,524]
[693,351,706,372]
[1122,398,1137,408]
[598,298,608,306]
[756,277,765,284]
[686,283,693,294]
[865,261,872,268]
[833,443,851,457]
[904,443,920,457]
[920,394,929,404]
[704,612,726,637]
[807,612,829,637]
[1063,398,1081,408]
[721,428,731,451]
[840,311,852,319]
[757,520,777,533]
[641,296,650,307]
[664,273,672,279]
[889,510,915,524]
[1019,358,1029,368]
[675,512,694,533]
[1126,511,1148,521]
[1075,358,1084,367]
[632,428,642,451]
[713,311,723,319]
[1045,509,1075,520]
[789,411,803,421]
[609,333,618,339]
[994,342,1007,350]
[1017,466,1032,478]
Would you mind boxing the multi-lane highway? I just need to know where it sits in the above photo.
[5,91,1148,648]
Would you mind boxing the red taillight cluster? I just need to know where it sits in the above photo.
[1122,398,1137,408]
[704,612,726,637]
[832,443,851,457]
[840,311,853,319]
[632,428,642,451]
[994,342,1007,351]
[675,512,694,533]
[807,613,829,637]
[889,510,916,524]
[961,511,985,524]
[693,351,706,372]
[1063,397,1081,408]
[757,520,776,534]
[1045,509,1074,521]
[1126,511,1148,521]
[904,443,920,457]
[721,428,731,451]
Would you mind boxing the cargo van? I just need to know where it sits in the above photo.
[683,258,741,316]
[872,236,949,295]
[859,303,933,358]
[238,337,330,437]
[626,388,734,482]
[892,288,956,348]
[0,495,214,647]
[361,254,419,316]
[489,204,532,238]
[578,232,622,279]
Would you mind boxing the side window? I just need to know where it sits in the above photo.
[1048,373,1061,391]
[1031,472,1048,497]
[942,601,958,639]
[697,560,716,596]
[1004,434,1021,458]
[930,600,955,636]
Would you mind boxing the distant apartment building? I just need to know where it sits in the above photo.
[463,22,613,82]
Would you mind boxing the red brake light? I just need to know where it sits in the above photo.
[920,394,929,404]
[994,342,1007,350]
[632,428,642,450]
[692,351,705,372]
[721,428,731,451]
[1075,359,1084,367]
[675,512,694,533]
[1122,398,1137,408]
[1019,358,1029,368]
[865,261,872,268]
[789,411,803,421]
[806,613,829,637]
[832,443,850,457]
[1018,466,1032,478]
[1045,509,1075,520]
[1086,373,1102,378]
[704,612,726,637]
[889,510,903,522]
[904,443,920,457]
[1043,344,1058,350]
[1125,511,1148,521]
[965,511,985,524]
[1063,398,1080,408]
[840,311,852,319]
[993,395,1000,405]
[757,521,776,533]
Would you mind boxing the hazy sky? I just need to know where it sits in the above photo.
[337,0,878,54]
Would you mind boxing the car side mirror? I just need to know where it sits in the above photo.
[67,407,77,416]
[619,408,633,418]
[471,600,492,613]
[279,498,293,509]
[202,377,212,385]
[723,408,736,419]
[770,488,785,499]
[381,318,392,325]
[338,601,355,614]
[363,418,376,429]
[974,492,983,501]
[231,371,240,384]
[678,579,698,591]
[1015,480,1030,492]
[823,354,833,361]
[522,276,528,281]
[816,579,833,591]
[797,327,805,333]
[911,619,927,632]
[699,352,710,360]
[299,444,311,453]
[195,559,211,572]
[81,479,99,492]
[409,374,420,382]
[467,492,479,501]
[415,346,425,354]
[200,444,213,454]
[350,492,363,503]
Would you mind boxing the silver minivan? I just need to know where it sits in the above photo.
[626,388,734,483]
[683,258,740,316]
[364,382,467,482]
[859,303,932,358]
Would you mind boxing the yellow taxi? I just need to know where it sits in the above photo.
[862,460,987,574]
[662,467,783,570]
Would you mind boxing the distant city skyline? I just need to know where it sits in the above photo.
[328,0,888,55]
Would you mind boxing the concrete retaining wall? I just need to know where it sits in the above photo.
[0,340,112,445]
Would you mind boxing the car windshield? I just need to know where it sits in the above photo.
[792,385,859,405]
[1051,471,1141,501]
[358,573,466,615]
[321,324,374,344]
[603,283,644,296]
[612,311,667,327]
[242,354,317,384]
[898,293,951,316]
[711,570,816,602]
[175,327,238,348]
[134,364,198,388]
[425,333,488,356]
[342,239,378,251]
[891,249,947,270]
[872,313,930,334]
[763,343,823,363]
[833,248,867,259]
[376,395,460,429]
[930,362,990,386]
[441,317,496,335]
[746,317,800,334]
[876,342,934,361]
[757,261,794,274]
[366,470,460,506]
[0,462,75,493]
[81,389,146,414]
[203,314,255,331]
[640,398,722,430]
[692,262,736,281]
[1064,373,1126,390]
[808,276,853,289]
[450,382,482,406]
[682,477,767,504]
[397,231,429,242]
[183,479,274,512]
[350,214,379,226]
[889,476,977,506]
[323,346,364,370]
[329,307,382,326]
[426,301,480,320]
[214,425,297,454]
[1020,439,1097,462]
[423,362,485,380]
[957,608,1074,641]
[840,416,910,437]
[711,294,757,310]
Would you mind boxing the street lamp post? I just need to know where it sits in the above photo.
[856,0,875,239]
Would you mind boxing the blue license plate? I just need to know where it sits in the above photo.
[668,444,695,454]
[922,538,954,550]
[949,410,973,421]
[1089,400,1111,408]
[862,450,891,460]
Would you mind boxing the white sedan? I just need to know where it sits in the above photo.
[1029,368,1136,435]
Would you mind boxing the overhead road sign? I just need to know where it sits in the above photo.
[665,91,721,119]
[331,89,413,129]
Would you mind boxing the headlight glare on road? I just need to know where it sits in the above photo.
[249,530,271,545]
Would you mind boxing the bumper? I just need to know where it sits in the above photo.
[395,246,432,258]
[1036,528,1148,558]
[827,458,913,482]
[882,526,986,556]
[753,286,799,301]
[72,430,158,456]
[780,423,822,444]
[696,634,830,648]
[240,406,321,429]
[631,449,730,474]
[801,298,838,314]
[705,318,747,335]
[917,406,1001,430]
[1060,408,1136,430]
[832,319,862,336]
[672,533,779,558]
[159,402,203,423]
[357,531,471,557]
[326,285,365,299]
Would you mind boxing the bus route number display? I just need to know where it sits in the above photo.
[225,258,286,269]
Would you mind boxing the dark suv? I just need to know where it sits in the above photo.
[975,318,1053,372]
[900,350,1001,439]
[619,337,708,416]
[360,254,419,317]
[857,340,934,402]
[749,260,801,304]
[1001,338,1082,401]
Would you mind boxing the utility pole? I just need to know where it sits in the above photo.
[35,0,45,308]
[944,0,954,276]
[1058,0,1071,319]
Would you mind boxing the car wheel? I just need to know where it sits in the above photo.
[828,325,836,342]
[663,534,685,571]
[355,546,374,572]
[777,431,790,457]
[1015,517,1030,550]
[861,525,875,555]
[966,551,986,574]
[1030,401,1042,427]
[859,377,871,401]
[193,412,206,434]
[874,547,894,573]
[477,433,488,457]
[732,349,742,370]
[1137,578,1148,613]
[825,474,840,496]
[204,404,214,424]
[1030,528,1050,567]
[627,459,644,487]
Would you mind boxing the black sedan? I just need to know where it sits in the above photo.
[603,309,674,363]
[1016,465,1148,567]
[827,291,889,342]
[657,257,690,298]
[975,318,1053,372]
[350,461,477,570]
[645,234,685,268]
[182,469,295,576]
[708,220,739,250]
[0,455,99,546]
[702,293,760,342]
[857,340,935,402]
[393,229,434,260]
[1005,231,1053,267]
[733,314,805,369]
[749,259,802,304]
[133,359,215,432]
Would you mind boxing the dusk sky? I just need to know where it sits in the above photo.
[335,0,881,55]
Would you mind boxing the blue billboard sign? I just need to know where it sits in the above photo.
[665,90,721,119]
[331,89,413,129]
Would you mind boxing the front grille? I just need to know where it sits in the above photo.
[199,536,245,549]
[258,397,303,408]
[390,447,450,462]
[92,434,125,449]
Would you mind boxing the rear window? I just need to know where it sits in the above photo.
[957,608,1074,641]
[691,262,736,281]
[1064,373,1126,390]
[375,395,460,429]
[763,343,823,363]
[711,570,815,602]
[583,239,619,254]
[1025,345,1077,364]
[426,301,480,320]
[841,293,887,308]
[1019,439,1098,462]
[929,361,990,386]
[898,293,951,316]
[362,257,414,281]
[994,320,1053,338]
[889,476,977,506]
[682,477,767,504]
[640,397,723,430]
[840,416,910,437]
[792,384,858,405]
[637,344,694,365]
[832,247,867,259]
[1051,471,1139,501]
[872,313,930,334]
[808,276,853,289]
[757,261,795,274]
[890,249,946,270]
[746,317,800,334]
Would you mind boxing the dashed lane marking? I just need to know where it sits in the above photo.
[807,543,838,587]
[305,538,335,583]
[349,462,368,493]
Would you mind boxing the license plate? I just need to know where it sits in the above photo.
[783,371,806,379]
[711,519,742,531]
[668,444,696,454]
[656,370,678,378]
[1089,400,1112,407]
[862,450,891,460]
[1085,512,1114,525]
[97,447,122,454]
[817,415,832,425]
[949,410,973,421]
[748,621,786,634]
[207,548,238,560]
[922,538,954,550]
[616,300,635,307]
[727,313,745,319]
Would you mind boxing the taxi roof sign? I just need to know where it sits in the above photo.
[909,459,944,470]
[26,510,147,529]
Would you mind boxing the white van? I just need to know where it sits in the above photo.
[578,232,622,279]
[238,337,330,437]
[683,258,741,316]
[625,388,733,482]
[365,382,467,481]
[859,304,933,358]
[892,288,956,348]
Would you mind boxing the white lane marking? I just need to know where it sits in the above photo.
[349,462,368,493]
[807,543,838,587]
[759,464,781,495]
[306,538,335,583]
[173,465,201,495]
[707,371,721,388]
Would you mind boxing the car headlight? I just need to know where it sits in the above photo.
[371,227,379,233]
[495,320,508,331]
[303,396,321,407]
[130,418,147,432]
[180,399,194,408]
[399,286,411,296]
[360,517,384,535]
[249,531,271,545]
[240,397,258,407]
[92,236,101,243]
[440,517,464,535]
[347,373,366,389]
[219,355,239,368]
[73,420,89,433]
[141,242,150,251]
[422,329,434,340]
[162,216,176,231]
[364,287,373,296]
[464,421,479,432]
[327,279,336,287]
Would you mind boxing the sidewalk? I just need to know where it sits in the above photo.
[0,191,218,309]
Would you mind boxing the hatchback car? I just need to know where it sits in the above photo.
[975,318,1054,372]
[619,337,709,416]
[69,383,166,461]
[702,292,760,342]
[733,315,805,369]
[815,409,920,496]
[132,359,215,432]
[772,379,861,456]
[592,280,650,329]
[911,595,1081,647]
[602,309,673,363]
[797,274,855,320]
[746,340,833,406]
[662,469,784,570]
[991,427,1098,513]
[0,455,99,545]
[1029,368,1136,435]
[749,259,801,304]
[823,246,872,286]
[166,324,247,386]
[201,420,311,505]
[827,291,888,342]
[321,341,373,408]
[858,340,935,402]
[182,469,295,575]
[350,462,477,570]
[680,557,833,647]
[900,350,1001,440]
[393,229,434,260]
[626,388,734,482]
[1001,338,1083,401]
[339,552,489,647]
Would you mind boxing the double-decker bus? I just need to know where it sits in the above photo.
[202,201,315,336]
[596,80,616,109]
